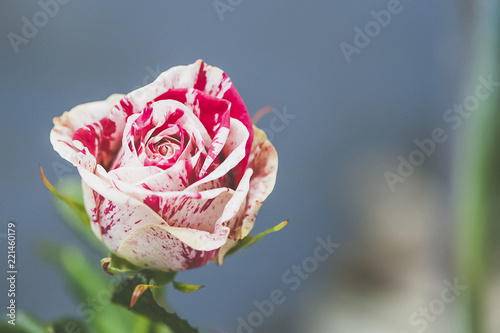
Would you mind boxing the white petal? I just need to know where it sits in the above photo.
[187,118,249,190]
[239,126,278,238]
[50,94,124,170]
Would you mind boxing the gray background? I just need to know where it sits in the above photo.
[0,1,472,332]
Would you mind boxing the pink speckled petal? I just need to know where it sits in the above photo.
[108,156,198,193]
[114,100,210,170]
[239,126,278,238]
[115,168,253,271]
[184,88,231,138]
[78,163,252,256]
[144,190,233,233]
[126,60,233,111]
[50,60,271,273]
[82,180,104,242]
[184,88,232,179]
[122,60,253,180]
[214,127,277,264]
[187,118,249,191]
[116,224,219,272]
[50,94,124,171]
[101,166,228,202]
[103,171,234,235]
[198,126,230,180]
[99,161,245,238]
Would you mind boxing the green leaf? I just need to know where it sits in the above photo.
[151,322,175,333]
[39,243,135,333]
[46,317,87,333]
[40,167,90,228]
[172,281,204,293]
[50,177,107,254]
[0,313,46,333]
[0,313,87,333]
[225,220,289,257]
[131,317,176,333]
[111,274,198,333]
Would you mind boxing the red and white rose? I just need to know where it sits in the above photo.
[51,60,278,272]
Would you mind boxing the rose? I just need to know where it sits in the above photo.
[50,60,278,272]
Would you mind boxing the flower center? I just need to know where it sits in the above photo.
[147,136,181,160]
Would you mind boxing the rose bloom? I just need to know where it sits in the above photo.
[51,60,277,272]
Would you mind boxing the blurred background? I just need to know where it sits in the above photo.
[1,0,499,332]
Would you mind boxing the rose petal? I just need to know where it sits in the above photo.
[50,94,124,171]
[78,164,252,253]
[237,126,278,239]
[126,60,233,111]
[113,100,209,170]
[50,61,275,273]
[187,118,249,191]
[97,166,251,240]
[116,225,219,271]
[124,60,253,181]
[116,168,254,271]
[214,127,278,264]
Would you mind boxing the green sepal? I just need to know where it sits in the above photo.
[226,220,289,257]
[40,167,90,228]
[149,271,177,287]
[111,273,198,333]
[103,253,142,275]
[172,281,204,293]
[103,254,178,288]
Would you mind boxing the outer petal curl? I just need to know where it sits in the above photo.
[216,126,278,264]
[50,94,124,171]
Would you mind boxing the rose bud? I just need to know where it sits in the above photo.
[50,60,278,272]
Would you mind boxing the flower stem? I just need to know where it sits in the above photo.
[152,284,168,308]
[133,315,153,333]
[456,3,500,333]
